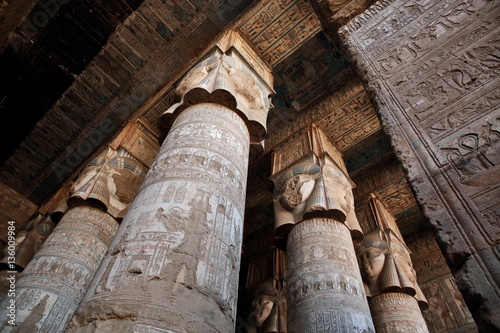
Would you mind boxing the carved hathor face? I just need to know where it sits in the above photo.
[357,233,389,280]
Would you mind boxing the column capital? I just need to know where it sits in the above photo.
[68,146,147,220]
[270,125,359,239]
[160,30,274,160]
[357,194,428,309]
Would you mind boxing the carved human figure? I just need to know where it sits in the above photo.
[273,163,320,237]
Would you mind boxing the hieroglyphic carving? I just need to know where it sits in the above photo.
[267,72,369,153]
[424,89,500,142]
[71,103,251,332]
[340,0,500,283]
[345,10,500,311]
[271,128,312,175]
[406,231,478,332]
[112,120,160,168]
[316,90,380,153]
[287,219,374,332]
[440,114,500,184]
[369,293,429,333]
[374,178,417,214]
[421,277,477,332]
[406,231,450,284]
[0,207,118,332]
[238,0,322,66]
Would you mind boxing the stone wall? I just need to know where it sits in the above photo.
[339,0,500,329]
[407,231,477,333]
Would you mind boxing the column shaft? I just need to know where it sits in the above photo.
[287,218,374,332]
[0,206,118,332]
[71,103,250,332]
[369,293,429,333]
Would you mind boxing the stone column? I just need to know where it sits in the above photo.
[69,30,273,332]
[369,293,428,333]
[0,214,56,301]
[271,126,374,332]
[0,146,146,332]
[314,0,500,330]
[357,194,429,333]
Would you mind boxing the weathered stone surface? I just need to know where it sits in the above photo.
[407,230,477,332]
[287,218,374,332]
[70,103,251,332]
[337,0,500,329]
[0,206,118,332]
[369,293,429,333]
[109,120,160,169]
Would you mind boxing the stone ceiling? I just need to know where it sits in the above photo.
[0,0,428,240]
[0,0,256,202]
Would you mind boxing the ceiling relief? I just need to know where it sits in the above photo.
[273,31,351,112]
[238,0,322,66]
[0,0,254,203]
[0,0,427,243]
[0,0,38,49]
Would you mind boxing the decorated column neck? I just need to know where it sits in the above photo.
[357,194,428,309]
[160,30,274,161]
[69,146,147,220]
[270,125,362,243]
